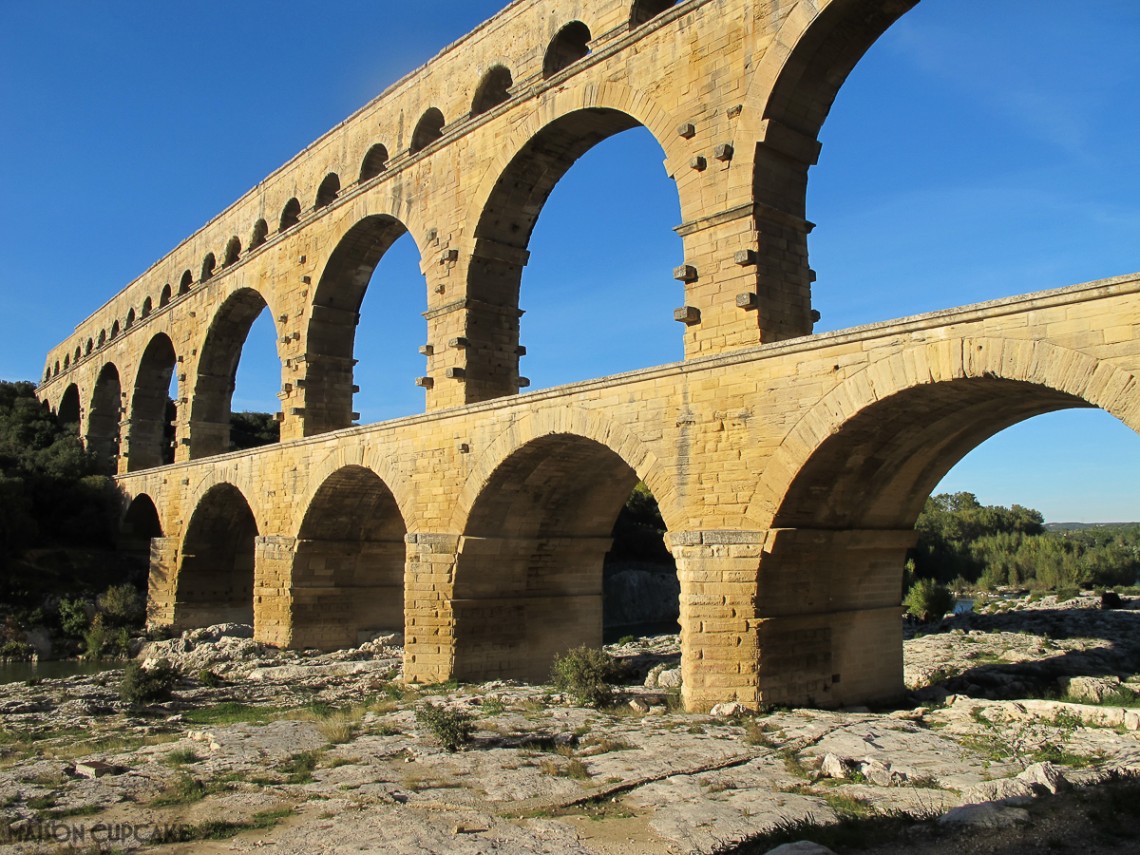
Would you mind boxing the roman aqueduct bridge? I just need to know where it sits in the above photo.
[36,0,1140,711]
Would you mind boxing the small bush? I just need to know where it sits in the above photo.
[415,703,475,752]
[82,614,130,659]
[196,668,222,687]
[550,646,621,708]
[120,659,179,707]
[58,598,90,638]
[904,578,954,623]
[97,584,145,627]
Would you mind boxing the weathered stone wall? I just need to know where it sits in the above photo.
[110,278,1140,710]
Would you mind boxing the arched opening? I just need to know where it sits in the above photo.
[249,219,269,250]
[74,346,82,362]
[98,330,107,347]
[178,270,193,295]
[125,308,136,329]
[43,367,51,382]
[175,484,257,630]
[806,2,1140,329]
[630,0,676,27]
[749,0,916,340]
[63,355,71,370]
[159,286,171,308]
[224,236,241,265]
[280,197,301,232]
[189,288,280,459]
[758,373,1122,709]
[57,384,80,431]
[471,65,513,117]
[201,253,216,282]
[128,333,178,471]
[120,493,163,601]
[410,107,445,154]
[290,466,407,649]
[467,110,683,401]
[453,434,665,682]
[315,173,341,209]
[52,361,60,377]
[304,214,423,433]
[543,22,591,79]
[87,363,122,474]
[110,321,120,339]
[358,144,389,182]
[85,339,94,356]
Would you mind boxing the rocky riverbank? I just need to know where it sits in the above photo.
[1,594,1138,854]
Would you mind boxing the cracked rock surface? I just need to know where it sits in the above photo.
[1,595,1138,854]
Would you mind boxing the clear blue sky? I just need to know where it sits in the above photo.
[1,1,1137,522]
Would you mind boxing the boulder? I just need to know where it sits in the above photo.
[1061,675,1122,703]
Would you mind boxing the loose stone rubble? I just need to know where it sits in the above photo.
[0,593,1137,854]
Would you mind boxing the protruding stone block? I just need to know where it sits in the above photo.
[674,264,698,283]
[674,306,701,325]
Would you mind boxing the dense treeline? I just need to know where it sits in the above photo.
[911,492,1140,590]
[0,381,118,570]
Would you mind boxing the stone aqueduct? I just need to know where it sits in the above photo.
[36,0,1140,710]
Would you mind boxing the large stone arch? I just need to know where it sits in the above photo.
[459,81,686,404]
[55,383,82,433]
[173,483,259,631]
[86,363,123,474]
[302,212,425,436]
[737,0,920,340]
[451,433,644,682]
[187,287,282,459]
[449,406,674,534]
[285,465,409,650]
[740,337,1138,709]
[127,332,178,471]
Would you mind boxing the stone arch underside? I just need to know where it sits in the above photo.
[304,214,415,435]
[128,333,177,471]
[87,364,122,474]
[465,106,663,403]
[188,288,277,459]
[56,384,81,432]
[745,339,1138,709]
[174,484,258,631]
[288,466,408,649]
[450,433,644,683]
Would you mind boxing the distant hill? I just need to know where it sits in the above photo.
[1045,521,1140,532]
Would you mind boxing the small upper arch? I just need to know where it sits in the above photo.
[543,22,592,78]
[359,144,389,182]
[249,219,269,250]
[471,65,513,117]
[630,0,676,28]
[410,108,446,154]
[224,236,242,265]
[159,285,172,307]
[316,172,341,209]
[201,253,217,282]
[110,320,120,339]
[126,308,136,328]
[178,270,193,295]
[280,197,301,232]
[97,330,107,347]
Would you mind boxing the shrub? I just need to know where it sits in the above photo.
[82,614,130,659]
[415,703,475,752]
[904,578,954,623]
[550,646,621,708]
[96,584,145,627]
[58,598,90,638]
[120,659,179,707]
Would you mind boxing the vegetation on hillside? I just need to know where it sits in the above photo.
[911,492,1140,591]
